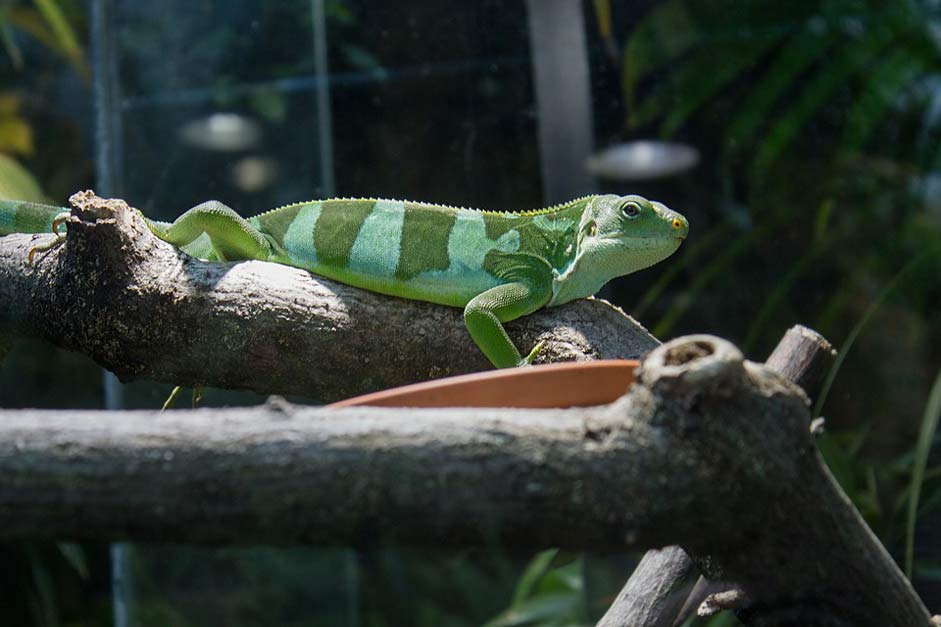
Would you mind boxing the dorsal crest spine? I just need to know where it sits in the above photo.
[252,195,596,219]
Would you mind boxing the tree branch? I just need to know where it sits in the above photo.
[0,191,658,401]
[764,324,836,400]
[599,325,838,627]
[0,334,931,626]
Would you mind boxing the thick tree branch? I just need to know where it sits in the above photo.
[0,334,931,626]
[599,325,837,627]
[0,191,657,402]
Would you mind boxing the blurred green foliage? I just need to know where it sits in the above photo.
[482,550,588,627]
[625,0,941,353]
[0,0,86,199]
[0,0,87,76]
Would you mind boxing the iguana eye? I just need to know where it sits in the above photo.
[622,202,641,218]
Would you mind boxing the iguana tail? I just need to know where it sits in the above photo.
[0,199,68,235]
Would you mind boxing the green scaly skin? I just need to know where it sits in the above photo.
[0,195,689,368]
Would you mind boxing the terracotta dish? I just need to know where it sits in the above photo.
[329,359,639,409]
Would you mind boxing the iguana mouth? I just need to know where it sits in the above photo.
[599,234,683,244]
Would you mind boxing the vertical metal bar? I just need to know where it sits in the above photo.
[109,544,130,627]
[91,0,126,412]
[525,0,597,204]
[92,1,130,625]
[92,0,124,199]
[312,0,336,197]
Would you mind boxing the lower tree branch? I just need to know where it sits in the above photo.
[0,191,658,402]
[0,334,931,626]
[596,545,696,627]
[599,325,838,627]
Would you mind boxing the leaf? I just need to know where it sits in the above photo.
[813,247,938,420]
[6,6,61,51]
[702,612,743,626]
[742,232,831,351]
[483,553,588,627]
[0,115,35,155]
[750,25,896,182]
[914,76,941,170]
[816,426,871,496]
[655,33,784,136]
[624,0,815,128]
[905,366,941,578]
[592,0,612,39]
[725,27,834,155]
[814,198,833,241]
[633,220,734,317]
[622,0,699,108]
[6,3,88,77]
[26,546,59,627]
[916,472,941,514]
[0,92,22,114]
[325,0,355,24]
[340,43,381,71]
[914,563,941,581]
[56,542,89,580]
[653,207,792,337]
[0,153,46,202]
[0,90,33,155]
[32,0,81,60]
[481,593,579,627]
[840,48,924,153]
[535,559,583,596]
[511,549,559,606]
[0,13,24,68]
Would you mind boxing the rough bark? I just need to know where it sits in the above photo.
[599,325,837,627]
[596,545,696,627]
[0,191,658,402]
[0,335,932,626]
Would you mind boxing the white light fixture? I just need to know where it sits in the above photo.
[587,141,700,181]
[180,113,262,152]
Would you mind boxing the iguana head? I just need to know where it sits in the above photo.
[550,194,688,305]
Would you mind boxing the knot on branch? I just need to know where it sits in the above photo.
[68,189,126,224]
[61,190,170,270]
[638,335,745,400]
[621,335,820,547]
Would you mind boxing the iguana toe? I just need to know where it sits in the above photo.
[519,341,545,367]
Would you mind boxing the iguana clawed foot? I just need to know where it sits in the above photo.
[26,211,72,263]
[161,385,205,411]
[519,340,545,367]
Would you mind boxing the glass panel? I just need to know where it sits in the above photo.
[107,0,335,216]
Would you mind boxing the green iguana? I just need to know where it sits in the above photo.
[0,194,688,368]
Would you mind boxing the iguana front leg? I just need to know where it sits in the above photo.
[463,281,551,368]
[148,201,271,261]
